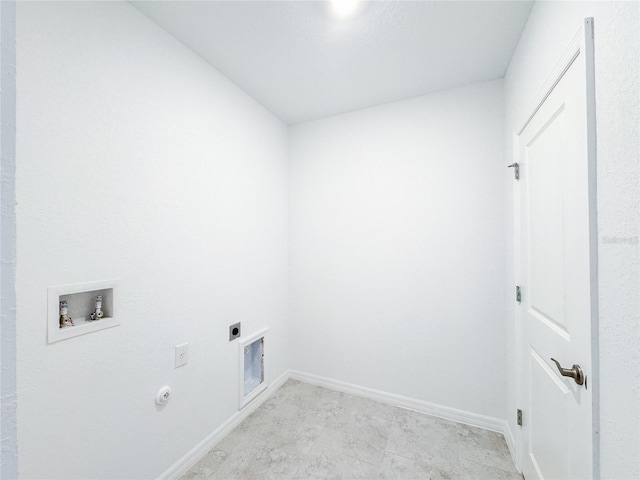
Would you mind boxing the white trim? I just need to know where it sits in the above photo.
[583,18,600,480]
[157,369,289,480]
[238,328,268,409]
[512,131,524,472]
[289,370,511,439]
[503,422,519,473]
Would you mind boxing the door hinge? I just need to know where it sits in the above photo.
[516,285,521,303]
[508,162,520,180]
[517,409,523,426]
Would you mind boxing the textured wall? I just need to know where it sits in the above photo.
[16,2,289,478]
[289,80,507,420]
[504,2,639,477]
[0,2,18,479]
[14,2,638,478]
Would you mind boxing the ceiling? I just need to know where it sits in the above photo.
[132,1,533,125]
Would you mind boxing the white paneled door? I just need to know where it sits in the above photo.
[516,19,597,480]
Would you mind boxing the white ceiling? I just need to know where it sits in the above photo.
[132,1,533,124]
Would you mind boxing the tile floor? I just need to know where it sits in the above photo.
[181,380,522,480]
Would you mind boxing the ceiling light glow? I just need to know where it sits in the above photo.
[331,0,359,18]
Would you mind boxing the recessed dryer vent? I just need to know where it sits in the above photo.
[238,328,267,409]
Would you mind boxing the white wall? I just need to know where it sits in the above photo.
[504,2,639,478]
[0,2,18,479]
[16,2,637,478]
[16,2,289,479]
[289,80,506,420]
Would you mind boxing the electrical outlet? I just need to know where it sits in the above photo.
[175,343,189,368]
[229,322,241,341]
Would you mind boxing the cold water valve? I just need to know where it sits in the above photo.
[89,295,104,321]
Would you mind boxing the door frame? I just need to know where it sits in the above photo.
[513,17,600,478]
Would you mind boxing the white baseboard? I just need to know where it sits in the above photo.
[160,369,518,479]
[157,370,290,480]
[290,370,508,433]
[503,421,519,472]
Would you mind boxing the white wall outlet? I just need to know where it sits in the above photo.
[175,343,189,368]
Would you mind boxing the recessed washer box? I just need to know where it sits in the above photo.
[47,280,119,343]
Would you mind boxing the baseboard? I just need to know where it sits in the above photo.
[157,370,290,480]
[289,370,509,436]
[503,421,519,472]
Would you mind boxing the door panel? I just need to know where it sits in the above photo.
[527,105,566,330]
[530,348,569,479]
[517,19,596,480]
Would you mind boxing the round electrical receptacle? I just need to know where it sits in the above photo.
[155,385,172,406]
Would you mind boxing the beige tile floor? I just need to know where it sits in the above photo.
[181,380,523,480]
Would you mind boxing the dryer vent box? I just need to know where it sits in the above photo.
[238,329,267,409]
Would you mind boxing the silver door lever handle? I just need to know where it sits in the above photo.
[550,358,585,386]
